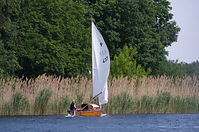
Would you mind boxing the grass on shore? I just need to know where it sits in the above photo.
[106,92,199,114]
[0,75,199,116]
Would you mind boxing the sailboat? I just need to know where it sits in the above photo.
[75,22,110,116]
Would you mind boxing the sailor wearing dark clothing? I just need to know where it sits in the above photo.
[67,100,76,115]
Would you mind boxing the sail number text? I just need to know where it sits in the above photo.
[103,56,108,63]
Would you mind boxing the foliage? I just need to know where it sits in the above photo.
[111,45,151,78]
[139,95,153,113]
[0,0,180,78]
[0,0,22,78]
[0,42,22,78]
[76,93,85,104]
[1,76,199,115]
[1,92,29,115]
[34,88,52,115]
[183,60,199,79]
[0,0,90,78]
[12,92,29,114]
[156,60,186,77]
[106,92,135,114]
[50,95,71,114]
[155,60,199,79]
[81,0,180,74]
[155,92,171,113]
[170,96,186,113]
[1,102,11,115]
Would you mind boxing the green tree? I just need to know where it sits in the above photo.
[111,45,151,78]
[0,41,22,77]
[0,0,181,78]
[0,0,21,77]
[183,60,199,79]
[156,60,186,77]
[80,0,180,75]
[0,0,91,77]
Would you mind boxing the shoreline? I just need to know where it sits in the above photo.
[1,112,199,117]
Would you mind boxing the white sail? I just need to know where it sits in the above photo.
[92,22,110,105]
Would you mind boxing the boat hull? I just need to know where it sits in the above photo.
[73,103,104,117]
[76,109,102,116]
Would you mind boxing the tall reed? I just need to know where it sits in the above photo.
[0,75,199,115]
[34,88,52,115]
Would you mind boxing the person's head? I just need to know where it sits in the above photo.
[72,99,75,103]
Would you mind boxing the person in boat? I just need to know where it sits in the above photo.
[67,100,76,115]
[80,103,89,111]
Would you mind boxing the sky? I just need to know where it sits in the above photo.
[166,0,199,63]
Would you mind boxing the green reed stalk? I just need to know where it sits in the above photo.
[34,88,52,115]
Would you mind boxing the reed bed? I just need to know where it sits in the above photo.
[0,75,199,116]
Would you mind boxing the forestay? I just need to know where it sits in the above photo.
[92,22,110,105]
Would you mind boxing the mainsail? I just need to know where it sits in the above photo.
[92,22,110,105]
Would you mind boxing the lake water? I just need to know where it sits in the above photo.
[0,114,199,132]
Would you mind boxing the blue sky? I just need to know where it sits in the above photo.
[166,0,199,63]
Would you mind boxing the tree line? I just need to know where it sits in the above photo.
[1,0,196,79]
